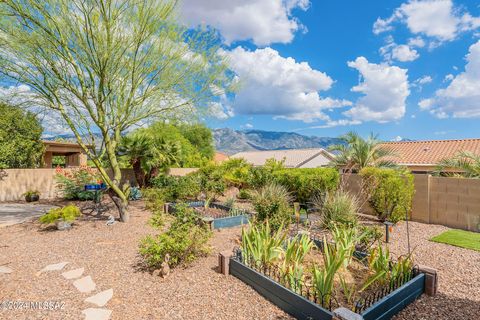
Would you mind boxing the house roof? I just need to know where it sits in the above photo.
[231,148,334,168]
[379,139,480,166]
[213,152,229,163]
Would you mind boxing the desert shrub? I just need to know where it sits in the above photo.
[150,174,200,201]
[221,158,252,188]
[273,168,339,203]
[251,183,292,231]
[313,190,359,229]
[237,189,251,200]
[194,163,226,201]
[139,204,212,269]
[360,167,415,223]
[39,205,81,224]
[142,188,167,227]
[246,158,285,188]
[55,166,100,200]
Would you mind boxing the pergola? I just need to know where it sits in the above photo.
[42,140,88,168]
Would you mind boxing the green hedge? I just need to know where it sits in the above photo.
[273,168,339,203]
[360,167,415,223]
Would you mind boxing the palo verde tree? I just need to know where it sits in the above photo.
[0,0,234,221]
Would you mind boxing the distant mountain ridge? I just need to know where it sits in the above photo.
[44,128,410,156]
[213,128,343,155]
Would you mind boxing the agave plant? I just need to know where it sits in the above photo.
[241,222,286,269]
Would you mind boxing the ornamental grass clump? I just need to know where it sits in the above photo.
[314,190,359,229]
[251,182,292,231]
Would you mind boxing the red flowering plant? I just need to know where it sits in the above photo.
[55,166,100,200]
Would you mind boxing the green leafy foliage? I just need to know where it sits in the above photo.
[237,189,251,200]
[280,234,314,291]
[193,163,226,202]
[251,183,292,231]
[241,222,286,267]
[0,103,44,169]
[357,225,383,251]
[150,174,201,201]
[273,168,339,203]
[329,131,397,172]
[360,167,415,223]
[312,237,348,306]
[139,204,212,269]
[39,205,81,224]
[55,166,100,200]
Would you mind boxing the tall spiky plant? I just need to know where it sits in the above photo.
[329,132,397,173]
[436,151,480,178]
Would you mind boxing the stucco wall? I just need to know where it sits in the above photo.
[344,173,480,232]
[0,168,136,202]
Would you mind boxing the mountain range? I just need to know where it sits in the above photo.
[212,128,343,155]
[44,128,343,155]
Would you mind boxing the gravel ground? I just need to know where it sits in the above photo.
[0,201,291,320]
[389,221,480,320]
[1,202,479,320]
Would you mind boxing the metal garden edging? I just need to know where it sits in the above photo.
[229,257,333,320]
[360,273,425,320]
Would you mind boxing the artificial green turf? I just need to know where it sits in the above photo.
[430,229,480,252]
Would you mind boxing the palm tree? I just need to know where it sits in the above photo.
[329,132,397,172]
[119,134,180,187]
[436,151,480,178]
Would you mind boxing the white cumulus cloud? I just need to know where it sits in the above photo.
[222,46,352,123]
[380,40,419,62]
[346,57,410,122]
[420,40,480,118]
[373,0,480,42]
[179,0,310,46]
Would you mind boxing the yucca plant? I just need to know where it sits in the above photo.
[241,222,286,269]
[312,237,348,306]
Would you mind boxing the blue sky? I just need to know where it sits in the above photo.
[182,0,480,141]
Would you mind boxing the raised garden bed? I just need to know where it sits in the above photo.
[229,244,425,320]
[166,201,251,230]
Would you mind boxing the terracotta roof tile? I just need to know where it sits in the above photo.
[379,139,480,165]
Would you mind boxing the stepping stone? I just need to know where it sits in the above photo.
[73,276,96,293]
[62,267,84,280]
[82,308,112,320]
[0,266,13,274]
[40,262,69,273]
[85,289,113,307]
